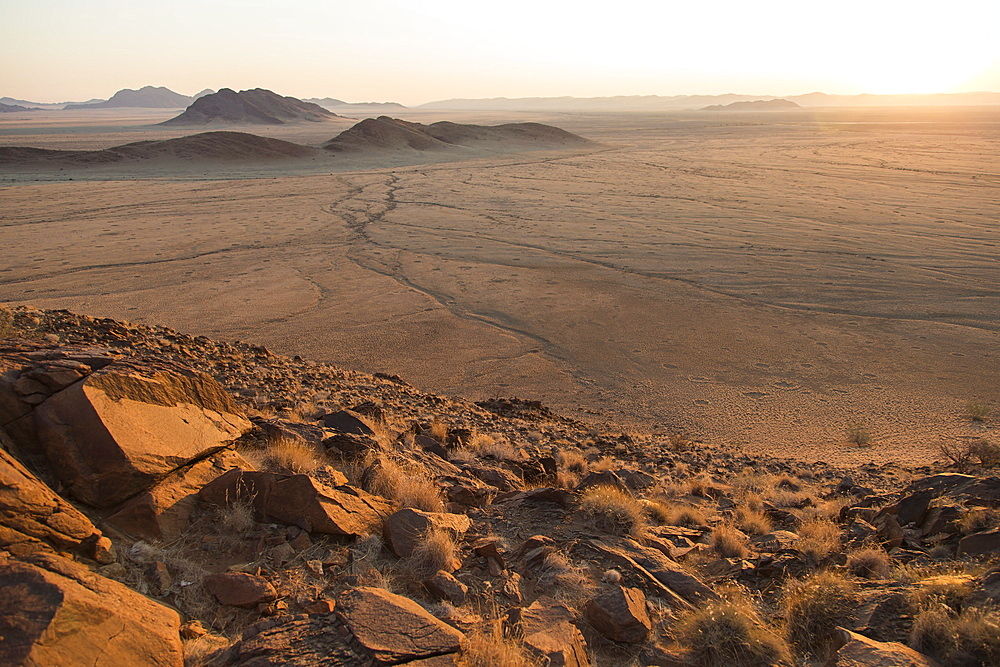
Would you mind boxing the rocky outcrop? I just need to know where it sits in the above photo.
[0,439,104,557]
[33,361,250,506]
[335,587,464,664]
[507,597,590,667]
[825,628,941,666]
[107,448,252,540]
[0,553,183,666]
[204,572,278,608]
[204,614,367,665]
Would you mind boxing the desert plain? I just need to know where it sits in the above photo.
[1,105,998,466]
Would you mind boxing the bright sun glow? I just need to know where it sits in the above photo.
[1,0,998,102]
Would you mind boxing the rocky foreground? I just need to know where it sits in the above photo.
[0,306,997,666]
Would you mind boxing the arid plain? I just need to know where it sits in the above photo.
[2,105,998,465]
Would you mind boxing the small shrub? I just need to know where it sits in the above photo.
[846,425,872,446]
[667,504,709,528]
[712,525,750,559]
[536,551,594,605]
[774,475,801,492]
[909,574,975,613]
[250,435,325,473]
[846,547,891,579]
[784,570,858,660]
[557,449,588,474]
[468,432,517,460]
[0,308,14,338]
[580,485,647,537]
[677,599,791,667]
[940,439,1000,468]
[965,402,991,422]
[459,620,540,667]
[958,508,1000,535]
[428,420,449,442]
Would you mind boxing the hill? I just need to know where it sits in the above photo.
[305,97,408,111]
[162,88,338,125]
[0,102,39,112]
[0,305,997,665]
[0,131,316,167]
[63,86,195,110]
[701,98,801,111]
[323,116,593,153]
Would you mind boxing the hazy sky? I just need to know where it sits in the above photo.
[3,0,999,104]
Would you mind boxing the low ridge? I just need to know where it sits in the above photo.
[64,86,195,110]
[0,131,316,167]
[701,98,802,111]
[162,88,338,125]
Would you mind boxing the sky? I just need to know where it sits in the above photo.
[3,0,1000,105]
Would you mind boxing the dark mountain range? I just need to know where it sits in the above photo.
[305,98,408,111]
[63,86,195,110]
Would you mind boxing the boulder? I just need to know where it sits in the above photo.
[464,464,523,492]
[825,628,941,666]
[264,476,392,536]
[335,587,463,664]
[874,513,904,549]
[0,553,182,666]
[107,449,251,541]
[383,508,472,558]
[206,613,367,665]
[319,409,375,435]
[0,441,104,557]
[204,572,277,608]
[197,468,277,517]
[589,539,718,605]
[957,528,1000,556]
[584,586,651,643]
[507,597,590,667]
[33,362,250,506]
[424,570,468,605]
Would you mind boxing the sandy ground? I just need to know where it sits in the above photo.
[1,106,998,465]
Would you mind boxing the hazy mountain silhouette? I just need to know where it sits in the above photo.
[63,86,194,110]
[701,98,800,111]
[162,88,338,125]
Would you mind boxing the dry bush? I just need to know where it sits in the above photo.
[459,620,540,667]
[784,570,858,660]
[428,420,449,442]
[767,489,811,508]
[667,504,710,528]
[846,547,891,579]
[910,605,1000,667]
[774,475,801,492]
[580,485,647,537]
[846,425,872,446]
[677,599,790,667]
[183,635,231,667]
[406,528,458,578]
[939,439,1000,468]
[965,401,991,422]
[590,456,618,472]
[0,309,14,338]
[712,525,751,559]
[958,508,1000,535]
[556,470,580,489]
[734,506,773,536]
[467,432,518,460]
[642,498,673,525]
[244,435,325,473]
[349,534,399,592]
[369,455,445,512]
[557,449,588,475]
[909,575,975,614]
[797,519,841,562]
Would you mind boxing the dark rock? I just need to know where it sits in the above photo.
[204,572,277,608]
[583,586,651,643]
[957,528,1000,556]
[319,409,375,435]
[207,613,366,665]
[383,508,471,558]
[507,597,590,667]
[424,570,468,605]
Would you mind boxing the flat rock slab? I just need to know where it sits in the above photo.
[0,553,182,666]
[826,628,942,666]
[34,362,250,507]
[508,597,590,667]
[206,613,366,666]
[335,586,464,664]
[264,476,392,536]
[204,572,278,608]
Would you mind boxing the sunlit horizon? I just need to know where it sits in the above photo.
[3,0,999,105]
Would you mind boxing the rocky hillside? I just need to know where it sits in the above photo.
[163,88,338,125]
[0,306,997,666]
[64,86,197,110]
[701,99,801,111]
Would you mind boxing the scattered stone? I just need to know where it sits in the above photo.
[826,628,942,666]
[204,572,278,608]
[584,586,651,643]
[383,508,472,558]
[424,570,469,605]
[319,409,375,435]
[207,613,366,665]
[957,528,1000,556]
[507,597,590,667]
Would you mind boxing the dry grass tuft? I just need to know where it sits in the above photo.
[965,401,991,422]
[535,551,594,606]
[712,525,751,558]
[467,431,518,460]
[734,506,773,536]
[580,485,647,537]
[407,528,458,578]
[783,570,858,660]
[677,599,791,667]
[846,547,891,579]
[183,635,231,667]
[846,425,873,446]
[459,620,540,667]
[244,435,325,473]
[369,455,445,512]
[910,605,1000,667]
[557,449,588,475]
[797,518,841,562]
